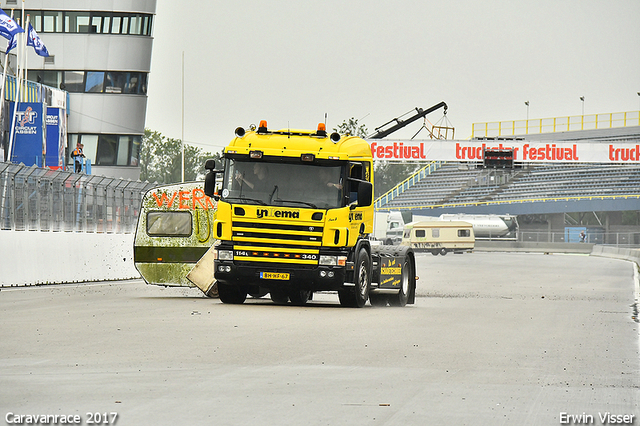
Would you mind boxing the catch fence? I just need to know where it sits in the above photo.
[0,163,156,233]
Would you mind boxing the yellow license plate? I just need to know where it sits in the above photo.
[260,272,290,280]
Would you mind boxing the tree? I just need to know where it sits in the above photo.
[333,118,422,198]
[333,117,368,138]
[139,128,220,183]
[373,161,424,198]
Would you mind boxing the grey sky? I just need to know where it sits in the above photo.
[145,0,640,153]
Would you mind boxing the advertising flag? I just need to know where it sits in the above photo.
[26,22,49,57]
[6,32,16,53]
[0,9,23,41]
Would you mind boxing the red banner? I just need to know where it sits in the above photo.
[367,140,640,163]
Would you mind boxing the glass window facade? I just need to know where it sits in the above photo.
[27,10,153,36]
[28,70,148,95]
[69,134,142,167]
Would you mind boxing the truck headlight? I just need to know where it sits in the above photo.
[320,255,336,266]
[319,255,347,266]
[218,250,234,261]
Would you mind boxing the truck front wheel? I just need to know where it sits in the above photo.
[289,290,311,306]
[218,283,247,304]
[270,290,289,305]
[339,248,371,308]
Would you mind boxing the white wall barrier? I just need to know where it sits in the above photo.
[0,230,139,287]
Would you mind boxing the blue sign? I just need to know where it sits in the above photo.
[10,102,45,166]
[46,108,64,168]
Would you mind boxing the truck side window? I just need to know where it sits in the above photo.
[348,162,365,204]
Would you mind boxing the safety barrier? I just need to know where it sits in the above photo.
[0,162,156,233]
[472,111,640,138]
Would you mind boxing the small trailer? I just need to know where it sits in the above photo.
[133,182,219,296]
[401,220,474,255]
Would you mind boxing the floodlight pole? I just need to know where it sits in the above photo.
[181,51,185,182]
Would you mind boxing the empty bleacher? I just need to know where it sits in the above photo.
[382,162,640,209]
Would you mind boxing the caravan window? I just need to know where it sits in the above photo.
[147,211,192,236]
[415,229,426,238]
[432,228,440,238]
[458,229,471,237]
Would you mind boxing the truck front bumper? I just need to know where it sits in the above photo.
[214,259,350,291]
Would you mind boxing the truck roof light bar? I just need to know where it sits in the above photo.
[257,120,268,134]
[316,123,327,137]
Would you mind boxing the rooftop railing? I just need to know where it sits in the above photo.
[472,111,640,138]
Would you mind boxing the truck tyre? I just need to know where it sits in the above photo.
[248,288,269,298]
[289,290,311,306]
[270,290,289,305]
[369,293,388,307]
[218,283,247,304]
[440,248,447,256]
[339,248,370,308]
[431,250,439,256]
[388,257,413,307]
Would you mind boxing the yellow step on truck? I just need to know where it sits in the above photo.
[202,121,417,307]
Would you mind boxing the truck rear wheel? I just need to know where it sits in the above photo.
[369,293,388,307]
[218,283,247,304]
[339,248,370,308]
[388,257,413,307]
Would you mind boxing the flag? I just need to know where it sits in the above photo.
[26,22,48,57]
[0,9,23,41]
[6,33,16,53]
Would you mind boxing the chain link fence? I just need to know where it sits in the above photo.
[0,163,157,233]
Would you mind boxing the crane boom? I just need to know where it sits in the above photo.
[369,101,448,139]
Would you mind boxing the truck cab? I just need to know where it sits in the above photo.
[204,121,415,307]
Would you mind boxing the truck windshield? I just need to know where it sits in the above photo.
[223,159,344,209]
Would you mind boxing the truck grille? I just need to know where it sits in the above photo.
[232,221,323,266]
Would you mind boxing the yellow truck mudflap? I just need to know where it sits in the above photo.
[378,256,404,289]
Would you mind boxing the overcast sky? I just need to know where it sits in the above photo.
[144,0,640,153]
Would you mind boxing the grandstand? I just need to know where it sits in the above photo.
[374,122,640,244]
[380,162,640,213]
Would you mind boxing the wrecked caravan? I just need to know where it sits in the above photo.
[133,182,218,296]
[401,220,474,255]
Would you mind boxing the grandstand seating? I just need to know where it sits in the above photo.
[382,162,640,209]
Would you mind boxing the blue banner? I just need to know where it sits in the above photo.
[10,102,46,166]
[46,108,64,168]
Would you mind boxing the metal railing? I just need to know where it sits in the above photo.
[374,161,442,209]
[0,162,156,233]
[375,193,640,212]
[482,231,640,247]
[472,111,640,138]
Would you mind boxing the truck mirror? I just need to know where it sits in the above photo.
[357,181,373,207]
[204,159,217,171]
[204,171,217,198]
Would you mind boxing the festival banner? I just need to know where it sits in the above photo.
[367,139,640,163]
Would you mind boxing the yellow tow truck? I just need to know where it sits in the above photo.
[202,121,417,307]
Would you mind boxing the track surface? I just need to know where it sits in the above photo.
[1,252,638,425]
